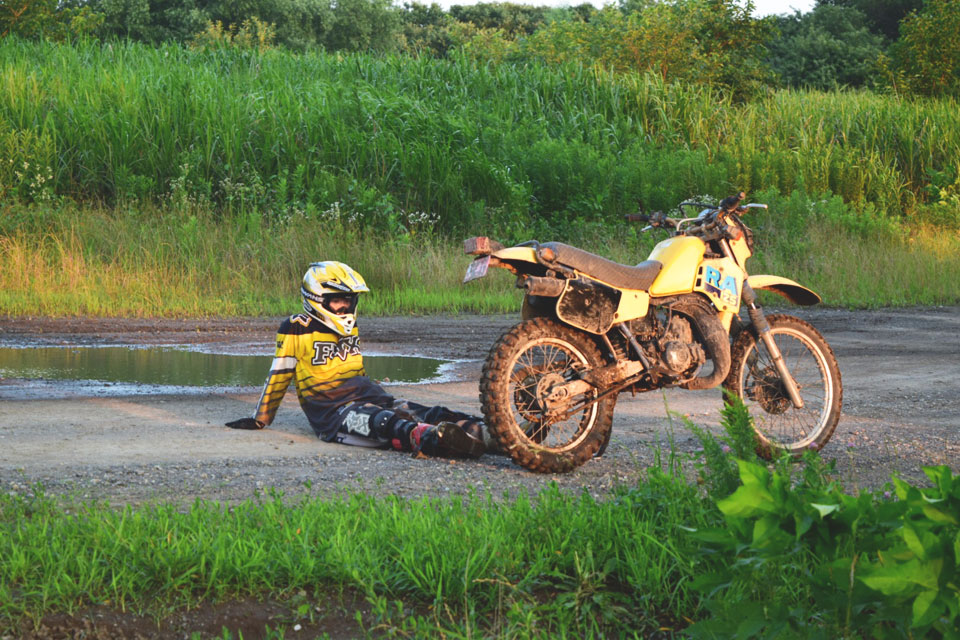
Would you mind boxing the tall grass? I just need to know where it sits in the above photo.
[2,38,958,315]
[1,195,958,316]
[0,202,517,317]
[1,37,959,233]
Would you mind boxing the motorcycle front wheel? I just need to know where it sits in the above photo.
[480,318,615,473]
[724,314,842,457]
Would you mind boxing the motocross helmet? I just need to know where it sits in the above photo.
[301,261,370,335]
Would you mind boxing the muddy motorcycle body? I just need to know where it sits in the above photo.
[464,193,842,473]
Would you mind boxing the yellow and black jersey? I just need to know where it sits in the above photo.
[254,314,392,440]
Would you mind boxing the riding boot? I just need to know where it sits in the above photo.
[461,419,507,456]
[410,422,485,459]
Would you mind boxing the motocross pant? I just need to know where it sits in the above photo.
[332,400,484,456]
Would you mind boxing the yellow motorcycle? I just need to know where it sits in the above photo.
[463,192,842,473]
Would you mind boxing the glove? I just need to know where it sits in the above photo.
[225,418,264,430]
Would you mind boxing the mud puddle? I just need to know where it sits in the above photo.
[0,345,452,397]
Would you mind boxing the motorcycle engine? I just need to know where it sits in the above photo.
[660,315,706,377]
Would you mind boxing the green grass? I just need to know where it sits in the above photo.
[0,472,714,638]
[4,401,954,638]
[1,38,958,316]
[2,38,959,315]
[0,201,518,317]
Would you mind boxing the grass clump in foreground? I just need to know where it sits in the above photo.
[3,400,959,638]
[1,471,711,638]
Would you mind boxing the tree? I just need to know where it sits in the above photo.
[887,0,960,96]
[448,2,548,37]
[400,2,456,56]
[523,0,773,95]
[766,4,884,89]
[324,0,402,52]
[1,0,101,39]
[209,0,332,50]
[93,0,212,43]
[816,0,921,41]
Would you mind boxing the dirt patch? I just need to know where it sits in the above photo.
[0,308,958,508]
[14,589,371,640]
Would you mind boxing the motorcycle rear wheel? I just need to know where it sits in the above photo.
[724,314,842,457]
[480,318,615,473]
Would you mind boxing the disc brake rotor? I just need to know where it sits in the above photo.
[748,365,792,415]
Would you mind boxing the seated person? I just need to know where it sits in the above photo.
[226,261,486,458]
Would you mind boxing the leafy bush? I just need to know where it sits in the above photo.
[93,0,209,43]
[816,0,921,42]
[190,17,276,52]
[522,0,773,96]
[687,455,960,637]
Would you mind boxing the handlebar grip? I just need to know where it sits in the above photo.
[719,191,746,211]
[624,213,649,222]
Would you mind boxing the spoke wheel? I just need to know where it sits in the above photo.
[724,314,842,457]
[481,318,614,473]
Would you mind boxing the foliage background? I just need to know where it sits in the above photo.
[1,0,959,315]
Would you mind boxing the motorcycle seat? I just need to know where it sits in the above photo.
[539,242,663,290]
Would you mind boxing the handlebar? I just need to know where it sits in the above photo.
[627,192,765,238]
[719,191,746,212]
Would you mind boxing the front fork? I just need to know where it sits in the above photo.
[741,283,804,409]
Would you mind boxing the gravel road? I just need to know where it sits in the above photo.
[1,308,958,505]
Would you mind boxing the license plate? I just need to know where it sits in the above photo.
[463,255,491,283]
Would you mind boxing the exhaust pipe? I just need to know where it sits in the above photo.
[667,297,731,390]
[519,275,566,297]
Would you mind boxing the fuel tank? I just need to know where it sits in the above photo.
[647,236,706,296]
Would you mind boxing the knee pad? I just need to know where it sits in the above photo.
[370,409,397,439]
[365,407,419,443]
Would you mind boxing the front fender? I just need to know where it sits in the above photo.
[747,275,821,306]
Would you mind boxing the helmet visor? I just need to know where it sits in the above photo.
[320,293,359,315]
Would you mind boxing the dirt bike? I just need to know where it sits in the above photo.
[463,192,842,473]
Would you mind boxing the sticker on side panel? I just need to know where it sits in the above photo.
[702,266,739,307]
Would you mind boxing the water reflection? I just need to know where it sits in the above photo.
[0,347,445,387]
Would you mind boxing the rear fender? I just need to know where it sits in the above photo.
[465,238,539,275]
[492,246,539,263]
[488,247,541,276]
[747,275,821,306]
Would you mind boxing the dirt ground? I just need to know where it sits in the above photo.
[1,307,958,505]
